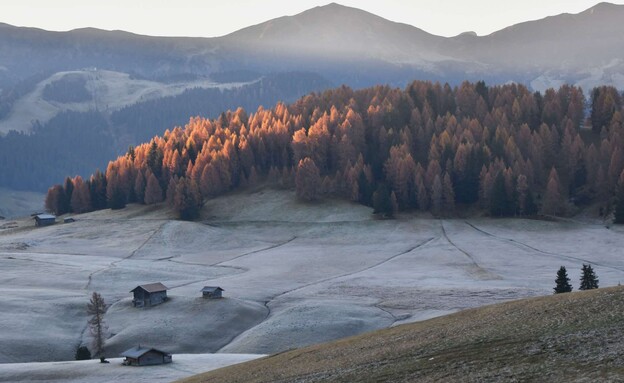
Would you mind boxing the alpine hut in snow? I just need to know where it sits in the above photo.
[130,283,168,307]
[34,214,56,227]
[201,286,224,299]
[121,346,172,366]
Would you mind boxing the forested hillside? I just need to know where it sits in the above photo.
[0,72,331,191]
[45,81,624,221]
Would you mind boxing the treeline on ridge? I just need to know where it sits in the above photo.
[45,80,624,221]
[0,72,332,191]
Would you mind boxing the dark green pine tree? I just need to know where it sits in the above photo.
[108,185,126,210]
[614,185,624,224]
[614,197,624,224]
[554,266,573,294]
[372,183,393,218]
[579,264,599,290]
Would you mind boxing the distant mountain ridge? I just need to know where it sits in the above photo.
[2,2,624,192]
[1,2,624,92]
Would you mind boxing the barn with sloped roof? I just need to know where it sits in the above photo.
[121,345,172,366]
[130,283,168,307]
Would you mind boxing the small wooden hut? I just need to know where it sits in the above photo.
[201,286,224,299]
[121,346,172,366]
[130,283,168,307]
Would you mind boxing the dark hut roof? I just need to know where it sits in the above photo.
[121,345,169,358]
[130,282,168,293]
[200,286,224,293]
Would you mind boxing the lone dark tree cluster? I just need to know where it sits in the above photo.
[87,292,108,362]
[553,266,573,294]
[579,264,599,290]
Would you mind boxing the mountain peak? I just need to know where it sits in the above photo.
[584,1,620,14]
[223,2,446,64]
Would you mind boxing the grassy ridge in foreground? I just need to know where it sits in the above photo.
[178,287,624,382]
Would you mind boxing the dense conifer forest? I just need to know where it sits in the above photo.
[44,80,624,221]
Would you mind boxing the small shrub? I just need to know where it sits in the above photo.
[75,345,91,360]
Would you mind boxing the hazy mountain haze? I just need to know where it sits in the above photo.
[3,0,623,38]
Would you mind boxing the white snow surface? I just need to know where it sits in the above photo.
[0,70,256,135]
[1,188,623,381]
[0,354,264,383]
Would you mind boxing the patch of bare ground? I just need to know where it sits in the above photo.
[178,286,624,383]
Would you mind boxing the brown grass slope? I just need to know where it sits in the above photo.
[178,287,624,383]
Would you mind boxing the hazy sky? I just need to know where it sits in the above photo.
[2,1,621,38]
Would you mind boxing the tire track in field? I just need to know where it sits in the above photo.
[267,236,437,302]
[84,222,167,290]
[216,237,436,352]
[464,220,624,273]
[440,220,503,281]
[213,236,298,266]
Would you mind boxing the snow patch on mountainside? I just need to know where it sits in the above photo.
[0,70,257,135]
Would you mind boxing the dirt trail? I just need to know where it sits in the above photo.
[464,220,624,273]
[216,236,436,352]
[440,220,503,280]
[84,222,167,290]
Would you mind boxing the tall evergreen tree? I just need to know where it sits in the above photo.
[553,266,572,294]
[89,170,108,210]
[61,177,74,215]
[614,169,624,224]
[87,292,107,361]
[144,173,164,205]
[490,172,511,216]
[372,183,393,217]
[579,264,599,290]
[172,177,202,220]
[295,157,321,201]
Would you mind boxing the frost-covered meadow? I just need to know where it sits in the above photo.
[1,189,623,382]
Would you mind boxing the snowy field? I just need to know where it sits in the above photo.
[0,354,264,383]
[0,70,256,135]
[1,188,623,381]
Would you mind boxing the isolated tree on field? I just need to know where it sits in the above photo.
[295,157,321,201]
[87,292,107,361]
[579,264,599,290]
[553,266,572,294]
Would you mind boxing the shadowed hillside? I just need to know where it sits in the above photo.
[179,286,624,382]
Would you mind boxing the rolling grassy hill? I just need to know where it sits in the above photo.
[179,286,624,382]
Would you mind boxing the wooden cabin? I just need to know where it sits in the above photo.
[121,346,172,366]
[201,286,224,299]
[34,214,56,227]
[130,283,168,307]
